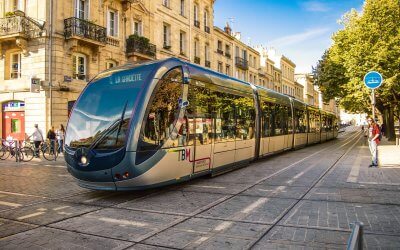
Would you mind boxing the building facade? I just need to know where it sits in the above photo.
[0,0,328,140]
[295,73,315,105]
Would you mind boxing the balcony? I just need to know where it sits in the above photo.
[205,60,211,68]
[216,48,224,55]
[225,52,231,59]
[64,17,107,46]
[194,56,200,64]
[126,34,156,60]
[194,20,200,28]
[0,16,31,40]
[204,26,210,33]
[235,56,248,70]
[106,36,120,47]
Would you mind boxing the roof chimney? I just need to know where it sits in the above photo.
[224,22,232,35]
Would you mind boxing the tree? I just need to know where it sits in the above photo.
[314,0,400,140]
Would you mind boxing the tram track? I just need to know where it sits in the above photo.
[0,129,363,249]
[115,129,363,248]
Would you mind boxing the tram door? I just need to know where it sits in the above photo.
[188,81,212,174]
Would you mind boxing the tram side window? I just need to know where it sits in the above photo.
[270,104,288,136]
[321,115,327,132]
[187,83,213,145]
[236,95,255,140]
[294,108,307,133]
[261,101,272,137]
[214,91,236,143]
[308,111,316,133]
[138,67,183,151]
[315,113,321,132]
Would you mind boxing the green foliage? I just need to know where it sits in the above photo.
[5,12,15,17]
[313,0,400,114]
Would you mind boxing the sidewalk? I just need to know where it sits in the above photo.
[378,137,399,167]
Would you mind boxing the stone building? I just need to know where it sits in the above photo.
[295,73,315,105]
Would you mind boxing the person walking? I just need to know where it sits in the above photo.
[367,117,380,167]
[28,124,44,157]
[56,124,65,154]
[47,126,56,155]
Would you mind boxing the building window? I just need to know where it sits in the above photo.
[10,53,21,79]
[205,44,210,61]
[163,0,170,8]
[133,20,142,36]
[217,40,222,50]
[204,9,209,27]
[106,60,117,69]
[75,0,89,19]
[194,40,199,57]
[225,44,230,55]
[163,23,171,49]
[108,9,118,37]
[218,62,223,73]
[72,53,86,80]
[249,55,252,67]
[226,65,230,76]
[194,4,199,26]
[179,31,186,55]
[180,0,185,16]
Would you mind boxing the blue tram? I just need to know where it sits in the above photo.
[65,58,338,190]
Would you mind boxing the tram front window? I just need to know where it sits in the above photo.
[65,66,153,150]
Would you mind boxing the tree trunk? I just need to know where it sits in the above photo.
[387,105,395,141]
[383,108,389,138]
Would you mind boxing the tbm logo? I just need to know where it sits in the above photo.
[178,149,191,161]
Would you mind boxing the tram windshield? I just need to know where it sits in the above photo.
[65,65,154,150]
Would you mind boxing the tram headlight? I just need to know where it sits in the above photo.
[80,156,88,165]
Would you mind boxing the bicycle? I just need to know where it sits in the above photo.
[0,140,34,162]
[24,140,58,161]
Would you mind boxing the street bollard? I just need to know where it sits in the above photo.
[347,221,364,250]
[15,140,19,162]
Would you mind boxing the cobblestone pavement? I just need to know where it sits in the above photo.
[0,127,399,249]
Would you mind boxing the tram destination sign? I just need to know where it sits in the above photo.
[364,71,383,89]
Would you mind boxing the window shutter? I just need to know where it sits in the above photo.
[115,11,119,37]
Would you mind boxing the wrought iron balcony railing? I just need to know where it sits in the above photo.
[194,56,200,64]
[64,17,107,44]
[225,52,231,58]
[194,20,200,28]
[217,48,224,55]
[126,35,156,59]
[0,16,31,38]
[235,56,248,70]
[204,26,210,33]
[205,60,211,68]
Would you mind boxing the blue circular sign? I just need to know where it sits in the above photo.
[364,71,383,89]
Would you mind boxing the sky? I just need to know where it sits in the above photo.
[214,0,364,73]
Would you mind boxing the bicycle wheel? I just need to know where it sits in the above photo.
[21,147,34,162]
[42,145,57,161]
[0,147,10,160]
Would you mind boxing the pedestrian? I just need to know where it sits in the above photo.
[56,124,65,154]
[367,117,380,167]
[47,126,56,155]
[28,124,44,157]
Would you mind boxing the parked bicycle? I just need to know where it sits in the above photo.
[0,139,58,162]
[0,140,34,162]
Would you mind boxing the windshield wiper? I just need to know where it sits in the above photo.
[88,101,128,150]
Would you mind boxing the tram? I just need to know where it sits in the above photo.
[65,58,338,190]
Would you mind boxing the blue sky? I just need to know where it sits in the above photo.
[214,0,364,73]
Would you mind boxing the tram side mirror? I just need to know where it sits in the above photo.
[183,76,190,84]
[178,98,189,108]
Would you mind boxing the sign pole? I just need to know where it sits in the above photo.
[371,89,376,119]
[364,71,382,120]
